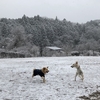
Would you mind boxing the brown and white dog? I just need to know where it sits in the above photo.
[32,67,49,83]
[71,61,84,81]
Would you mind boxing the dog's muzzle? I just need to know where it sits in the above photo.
[71,66,73,68]
[46,70,49,73]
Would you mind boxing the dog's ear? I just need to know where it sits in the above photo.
[43,67,46,70]
[76,61,78,64]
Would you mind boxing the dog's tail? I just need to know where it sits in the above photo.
[32,69,35,78]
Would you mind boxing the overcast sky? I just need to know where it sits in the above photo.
[0,0,100,23]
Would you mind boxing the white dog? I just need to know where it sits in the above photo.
[71,61,84,81]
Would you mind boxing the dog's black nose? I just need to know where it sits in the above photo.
[71,66,73,68]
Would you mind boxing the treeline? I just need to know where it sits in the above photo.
[0,15,100,57]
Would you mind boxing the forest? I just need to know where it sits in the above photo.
[0,15,100,57]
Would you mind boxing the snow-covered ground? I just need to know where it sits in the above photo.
[0,56,100,100]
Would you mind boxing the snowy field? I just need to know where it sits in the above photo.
[0,56,100,100]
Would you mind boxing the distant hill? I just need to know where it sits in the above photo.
[94,19,100,23]
[0,15,100,57]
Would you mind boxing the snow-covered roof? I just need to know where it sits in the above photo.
[71,51,79,53]
[46,46,62,50]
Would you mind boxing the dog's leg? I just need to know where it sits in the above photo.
[79,75,82,80]
[79,74,84,81]
[81,74,84,81]
[41,77,45,83]
[75,72,78,81]
[32,74,34,77]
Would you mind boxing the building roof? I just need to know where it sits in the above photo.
[46,46,62,50]
[71,51,79,54]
